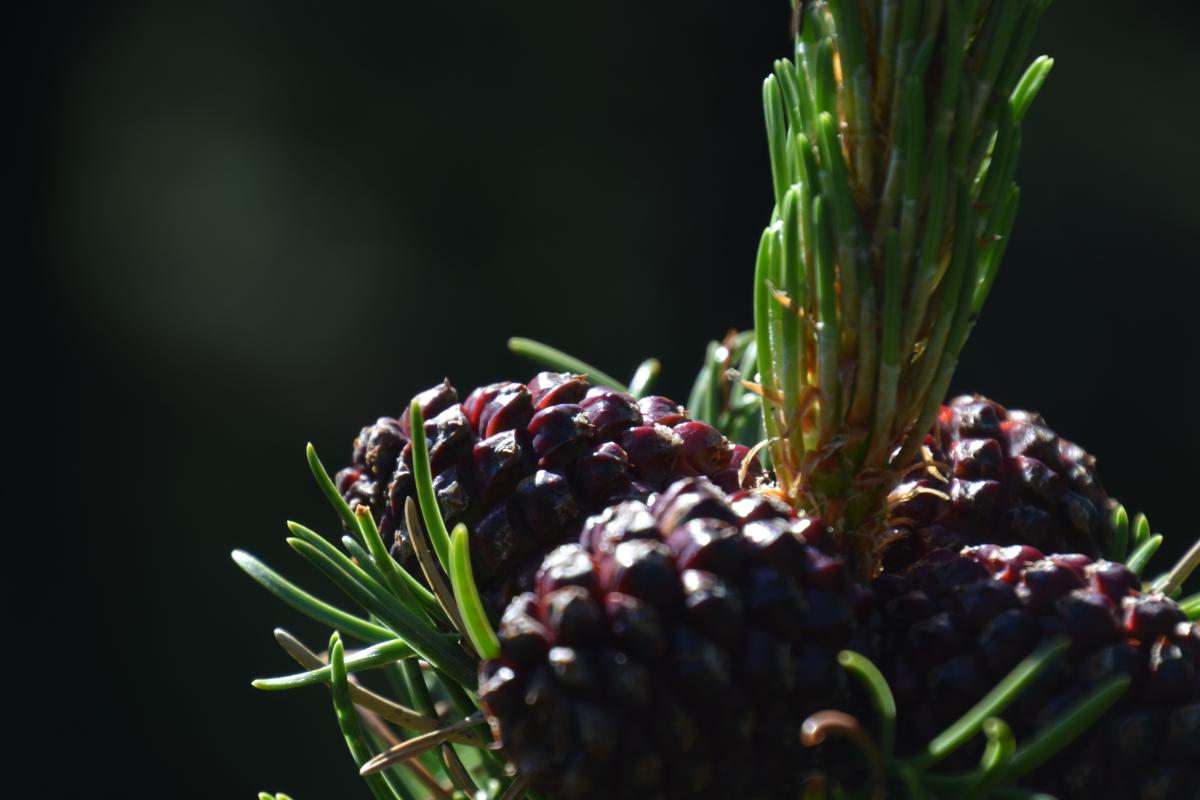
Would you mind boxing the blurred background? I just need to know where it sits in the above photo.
[32,1,1198,797]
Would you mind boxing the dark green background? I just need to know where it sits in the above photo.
[32,2,1198,797]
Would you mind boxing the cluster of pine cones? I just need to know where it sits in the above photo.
[336,377,1199,800]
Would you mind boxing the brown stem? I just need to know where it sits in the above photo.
[800,710,885,800]
[1159,537,1200,597]
[357,707,456,800]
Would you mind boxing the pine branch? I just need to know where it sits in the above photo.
[755,0,1055,545]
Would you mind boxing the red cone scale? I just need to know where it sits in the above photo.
[882,395,1115,571]
[479,477,878,800]
[335,374,761,614]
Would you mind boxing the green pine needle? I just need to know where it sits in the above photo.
[286,521,437,626]
[1132,512,1152,549]
[1107,504,1130,563]
[448,523,501,661]
[919,673,1131,799]
[687,339,719,424]
[329,633,405,800]
[409,398,454,573]
[253,638,418,691]
[685,332,761,446]
[1181,592,1200,621]
[628,358,661,399]
[753,1,1055,533]
[284,535,476,688]
[507,337,627,391]
[1011,56,1055,122]
[1151,538,1200,596]
[272,628,486,743]
[307,442,362,536]
[999,674,1131,781]
[232,550,394,644]
[354,508,445,622]
[837,650,896,762]
[1126,533,1163,578]
[961,718,1016,800]
[913,637,1070,769]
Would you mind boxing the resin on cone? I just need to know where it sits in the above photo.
[479,477,879,800]
[335,373,760,614]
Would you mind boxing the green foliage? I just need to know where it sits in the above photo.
[686,330,762,447]
[507,336,663,400]
[755,1,1055,529]
[448,524,501,660]
[235,443,513,799]
[506,337,628,392]
[1182,592,1200,621]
